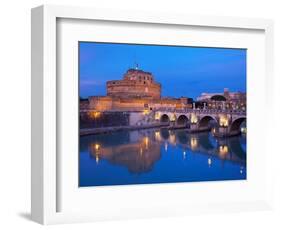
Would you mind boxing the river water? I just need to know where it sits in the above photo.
[79,128,246,187]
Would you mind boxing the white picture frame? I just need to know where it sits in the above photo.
[31,4,274,225]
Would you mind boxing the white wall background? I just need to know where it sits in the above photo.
[0,0,280,229]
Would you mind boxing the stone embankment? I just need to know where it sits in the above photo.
[80,123,168,136]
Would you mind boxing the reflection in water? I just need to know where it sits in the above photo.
[88,135,161,174]
[80,128,246,187]
[208,158,212,167]
[219,145,229,158]
[190,136,198,150]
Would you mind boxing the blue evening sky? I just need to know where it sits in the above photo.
[79,42,246,100]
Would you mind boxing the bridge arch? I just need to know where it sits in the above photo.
[230,117,246,133]
[177,114,189,126]
[198,115,218,129]
[160,114,170,124]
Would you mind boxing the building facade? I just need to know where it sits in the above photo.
[107,68,161,99]
[197,88,246,111]
[86,67,193,112]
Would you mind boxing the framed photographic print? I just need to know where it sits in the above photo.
[31,5,274,224]
[78,42,247,187]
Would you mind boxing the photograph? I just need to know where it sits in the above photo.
[79,42,247,187]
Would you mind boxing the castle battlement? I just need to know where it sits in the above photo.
[106,68,161,99]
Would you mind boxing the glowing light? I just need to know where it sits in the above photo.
[143,137,149,149]
[219,115,228,127]
[89,111,101,119]
[211,128,216,136]
[143,109,149,115]
[154,112,161,120]
[183,151,186,159]
[95,144,100,151]
[155,131,161,141]
[95,154,99,164]
[140,147,143,156]
[240,166,244,174]
[208,158,212,167]
[191,113,198,124]
[219,145,229,157]
[170,113,176,122]
[241,127,247,134]
[165,142,168,152]
[190,137,198,150]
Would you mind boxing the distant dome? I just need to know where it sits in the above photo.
[210,95,226,101]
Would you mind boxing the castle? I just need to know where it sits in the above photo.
[87,67,193,112]
[107,68,161,99]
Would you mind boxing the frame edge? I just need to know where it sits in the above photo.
[31,5,44,225]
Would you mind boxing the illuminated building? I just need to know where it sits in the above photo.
[85,66,193,112]
[107,68,161,99]
[197,88,246,111]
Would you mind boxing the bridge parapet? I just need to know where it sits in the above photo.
[155,107,246,116]
[155,108,246,137]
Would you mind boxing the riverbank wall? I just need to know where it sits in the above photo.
[80,123,169,136]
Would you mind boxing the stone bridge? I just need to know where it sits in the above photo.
[154,108,246,137]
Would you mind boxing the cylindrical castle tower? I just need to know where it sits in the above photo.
[106,68,161,99]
